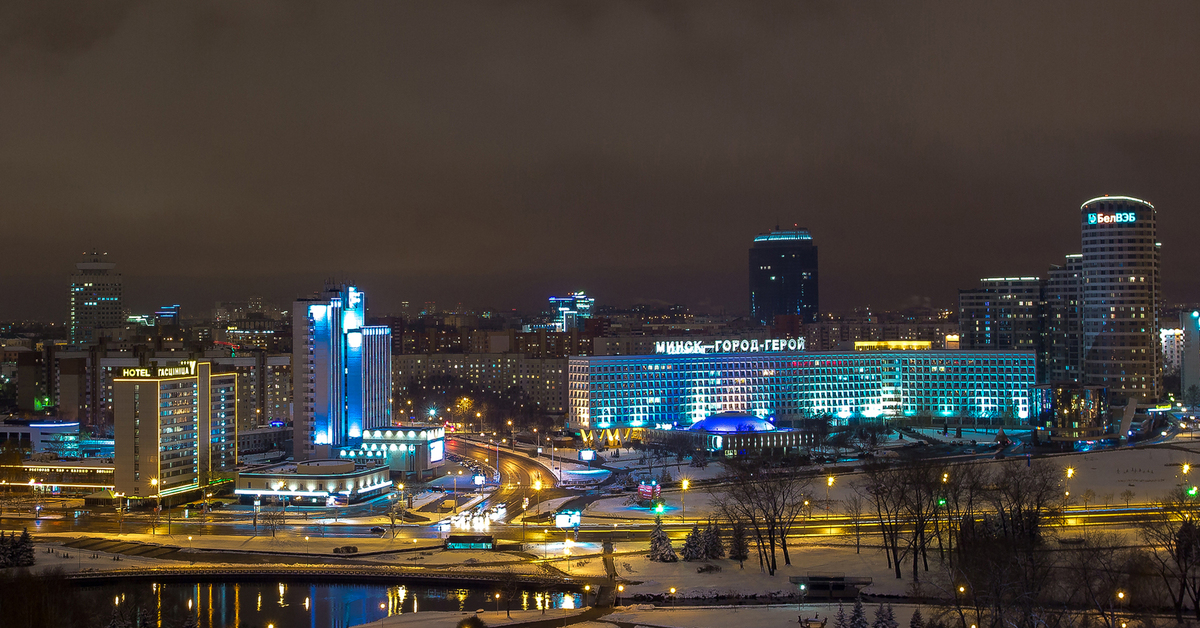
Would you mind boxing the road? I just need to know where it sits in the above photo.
[445,436,575,521]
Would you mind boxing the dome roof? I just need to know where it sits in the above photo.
[688,412,776,433]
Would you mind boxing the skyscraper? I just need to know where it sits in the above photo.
[69,251,123,345]
[292,284,392,460]
[1080,196,1161,402]
[749,228,819,326]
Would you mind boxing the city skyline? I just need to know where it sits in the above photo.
[3,3,1200,320]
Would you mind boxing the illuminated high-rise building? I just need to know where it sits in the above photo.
[113,360,237,502]
[292,285,392,460]
[1080,196,1161,402]
[69,251,123,345]
[749,228,819,326]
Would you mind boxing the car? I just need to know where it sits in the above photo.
[369,526,386,534]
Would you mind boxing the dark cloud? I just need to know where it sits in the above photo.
[2,1,1199,319]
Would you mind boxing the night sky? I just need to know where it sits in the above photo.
[3,2,1199,321]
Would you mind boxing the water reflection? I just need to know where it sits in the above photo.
[84,582,579,628]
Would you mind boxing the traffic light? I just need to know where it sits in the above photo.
[1189,486,1198,497]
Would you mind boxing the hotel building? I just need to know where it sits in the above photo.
[112,360,237,503]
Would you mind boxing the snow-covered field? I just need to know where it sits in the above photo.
[606,603,934,628]
[559,540,914,599]
[353,608,585,628]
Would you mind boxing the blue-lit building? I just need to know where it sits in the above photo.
[293,285,393,460]
[568,347,1035,444]
[750,228,819,325]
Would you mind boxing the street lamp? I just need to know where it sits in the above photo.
[305,535,310,555]
[149,478,160,535]
[680,479,689,523]
[826,475,835,519]
[670,587,677,607]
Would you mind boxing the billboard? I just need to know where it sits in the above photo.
[429,439,445,463]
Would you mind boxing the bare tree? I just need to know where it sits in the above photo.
[387,498,407,539]
[1136,486,1200,620]
[857,462,907,579]
[844,492,866,554]
[1081,489,1095,511]
[1120,489,1135,508]
[259,507,286,538]
[710,460,809,574]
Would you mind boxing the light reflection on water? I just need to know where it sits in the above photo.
[88,581,582,628]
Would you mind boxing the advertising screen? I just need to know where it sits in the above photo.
[428,439,445,463]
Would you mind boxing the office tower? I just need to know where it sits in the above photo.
[69,252,123,345]
[113,360,237,502]
[549,291,595,332]
[292,285,393,460]
[749,228,819,326]
[1045,255,1084,383]
[1080,196,1161,402]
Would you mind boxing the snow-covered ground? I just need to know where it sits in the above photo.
[606,603,933,628]
[913,427,1020,445]
[353,608,585,628]
[12,541,181,574]
[559,540,911,599]
[584,490,724,522]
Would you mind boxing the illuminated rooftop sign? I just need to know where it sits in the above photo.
[854,341,932,351]
[118,360,198,379]
[654,337,805,355]
[1087,211,1137,225]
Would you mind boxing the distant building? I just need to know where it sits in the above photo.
[1182,310,1200,401]
[154,305,181,327]
[749,228,819,326]
[958,277,1046,380]
[209,354,292,432]
[393,353,567,416]
[112,360,237,503]
[69,252,123,345]
[549,292,595,332]
[1080,196,1161,401]
[1045,254,1085,384]
[1162,328,1184,375]
[292,285,392,460]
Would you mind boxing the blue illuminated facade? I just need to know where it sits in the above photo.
[568,350,1036,430]
[293,285,393,460]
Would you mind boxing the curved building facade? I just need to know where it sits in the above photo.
[1080,196,1160,402]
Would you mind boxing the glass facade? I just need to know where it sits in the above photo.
[568,350,1036,429]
